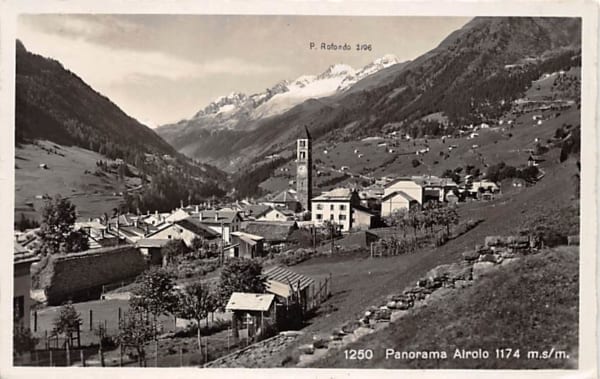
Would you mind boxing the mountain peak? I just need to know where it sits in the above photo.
[317,63,355,80]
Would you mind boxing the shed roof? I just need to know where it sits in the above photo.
[225,292,275,312]
[242,221,298,242]
[264,266,315,292]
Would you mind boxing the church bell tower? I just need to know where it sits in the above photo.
[296,126,312,212]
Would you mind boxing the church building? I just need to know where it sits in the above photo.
[296,126,313,212]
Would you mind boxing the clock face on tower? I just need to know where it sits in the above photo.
[298,165,306,174]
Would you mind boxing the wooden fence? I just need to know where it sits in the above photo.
[308,274,332,311]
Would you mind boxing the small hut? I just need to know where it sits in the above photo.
[226,293,276,342]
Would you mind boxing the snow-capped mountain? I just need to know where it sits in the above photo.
[158,55,400,135]
[337,54,400,91]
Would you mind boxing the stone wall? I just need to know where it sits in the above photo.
[43,245,147,305]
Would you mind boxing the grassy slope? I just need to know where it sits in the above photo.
[15,141,140,221]
[311,246,579,369]
[256,155,578,367]
[260,104,579,195]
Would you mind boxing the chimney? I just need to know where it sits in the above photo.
[214,211,219,222]
[199,212,203,221]
[180,200,184,209]
[155,210,158,218]
[195,205,199,213]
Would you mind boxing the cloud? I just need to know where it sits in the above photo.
[18,21,285,86]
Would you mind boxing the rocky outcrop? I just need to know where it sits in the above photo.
[293,234,536,366]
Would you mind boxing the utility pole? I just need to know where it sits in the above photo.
[330,222,335,254]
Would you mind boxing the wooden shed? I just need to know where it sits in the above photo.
[264,266,315,312]
[226,292,276,342]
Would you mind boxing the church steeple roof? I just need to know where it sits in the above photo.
[303,125,312,140]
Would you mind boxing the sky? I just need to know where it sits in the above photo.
[18,15,470,127]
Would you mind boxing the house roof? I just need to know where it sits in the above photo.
[191,210,239,225]
[270,189,299,203]
[231,231,264,246]
[226,292,275,312]
[14,243,39,265]
[244,204,272,218]
[352,204,376,216]
[312,188,355,202]
[381,190,416,202]
[242,221,298,242]
[75,221,107,230]
[264,266,315,292]
[135,238,171,248]
[175,217,221,238]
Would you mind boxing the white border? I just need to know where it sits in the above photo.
[0,1,597,379]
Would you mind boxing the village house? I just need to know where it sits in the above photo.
[242,221,299,252]
[192,210,243,255]
[164,208,193,224]
[311,188,361,232]
[230,231,264,258]
[262,189,302,212]
[240,204,271,220]
[383,177,424,204]
[351,205,377,231]
[528,154,544,167]
[470,179,500,194]
[14,243,39,329]
[146,216,221,248]
[135,238,171,265]
[226,293,277,342]
[258,207,295,222]
[380,190,418,217]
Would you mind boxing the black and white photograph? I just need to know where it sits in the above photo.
[1,1,597,377]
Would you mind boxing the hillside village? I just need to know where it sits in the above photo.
[10,15,584,370]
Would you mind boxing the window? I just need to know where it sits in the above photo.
[167,235,172,239]
[330,204,334,211]
[330,214,334,220]
[316,214,323,220]
[316,204,323,210]
[299,140,306,148]
[340,204,346,211]
[13,296,24,320]
[339,214,346,221]
[299,151,306,160]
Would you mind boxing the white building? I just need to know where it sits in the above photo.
[380,191,418,217]
[311,188,361,232]
[383,178,424,204]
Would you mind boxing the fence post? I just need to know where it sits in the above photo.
[179,345,183,367]
[118,307,122,323]
[205,338,208,363]
[44,330,48,350]
[119,344,123,367]
[155,339,158,367]
[80,349,85,367]
[34,310,38,332]
[89,309,93,331]
[49,349,53,367]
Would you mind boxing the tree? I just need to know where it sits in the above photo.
[175,282,212,354]
[130,267,178,318]
[388,208,409,238]
[52,302,81,366]
[13,321,38,357]
[217,258,265,309]
[117,307,155,367]
[162,239,189,266]
[37,195,88,255]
